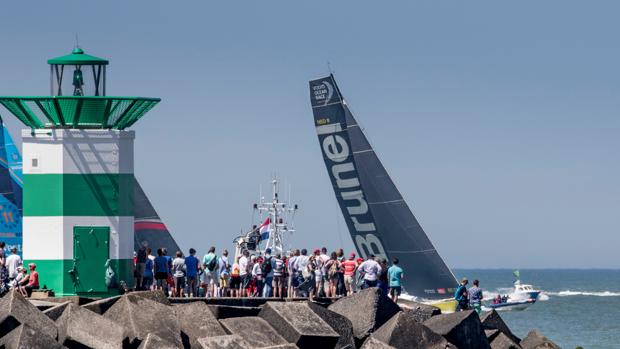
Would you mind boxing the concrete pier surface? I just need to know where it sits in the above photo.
[0,288,561,348]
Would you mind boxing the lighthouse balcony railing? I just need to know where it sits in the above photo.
[0,96,160,130]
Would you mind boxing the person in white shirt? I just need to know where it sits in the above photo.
[238,250,250,297]
[358,255,382,289]
[5,247,22,282]
[251,255,263,296]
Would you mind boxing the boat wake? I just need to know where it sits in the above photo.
[546,290,620,297]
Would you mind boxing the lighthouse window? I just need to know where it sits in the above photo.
[32,158,38,167]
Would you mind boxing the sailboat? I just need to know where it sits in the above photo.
[309,75,458,311]
[0,118,23,255]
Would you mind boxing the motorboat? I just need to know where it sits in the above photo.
[511,280,541,301]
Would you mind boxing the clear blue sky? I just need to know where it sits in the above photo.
[1,1,618,268]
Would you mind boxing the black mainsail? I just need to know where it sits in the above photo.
[309,75,458,300]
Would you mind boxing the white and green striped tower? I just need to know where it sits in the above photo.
[0,47,160,296]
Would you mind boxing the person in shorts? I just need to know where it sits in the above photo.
[272,254,285,298]
[238,250,251,297]
[172,251,186,297]
[202,246,218,297]
[229,256,241,298]
[387,257,403,302]
[342,252,358,295]
[218,250,230,297]
[154,249,169,291]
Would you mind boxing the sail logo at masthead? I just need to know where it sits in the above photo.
[311,80,334,105]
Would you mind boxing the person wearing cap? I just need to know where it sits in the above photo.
[454,277,469,311]
[19,263,39,297]
[10,265,26,289]
[341,252,358,295]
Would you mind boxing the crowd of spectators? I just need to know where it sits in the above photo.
[133,245,405,300]
[0,242,39,297]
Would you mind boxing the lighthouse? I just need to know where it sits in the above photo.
[0,47,160,296]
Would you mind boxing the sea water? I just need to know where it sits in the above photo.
[455,269,620,349]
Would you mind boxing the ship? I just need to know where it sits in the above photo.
[233,179,298,258]
[309,75,458,311]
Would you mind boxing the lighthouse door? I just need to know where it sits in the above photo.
[73,226,110,294]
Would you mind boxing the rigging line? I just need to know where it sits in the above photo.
[368,199,405,205]
[388,249,437,254]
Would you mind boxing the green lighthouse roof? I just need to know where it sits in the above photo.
[47,47,109,65]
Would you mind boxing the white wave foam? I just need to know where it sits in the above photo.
[547,290,620,297]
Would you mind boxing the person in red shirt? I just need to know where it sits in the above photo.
[19,263,39,297]
[342,252,359,295]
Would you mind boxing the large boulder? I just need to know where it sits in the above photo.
[219,317,289,348]
[424,310,490,349]
[520,330,561,349]
[399,302,441,323]
[174,302,227,348]
[490,332,521,349]
[104,293,181,347]
[208,305,262,319]
[29,299,60,311]
[259,302,339,349]
[327,288,401,343]
[196,334,251,349]
[306,301,355,349]
[81,295,121,315]
[0,324,64,349]
[125,289,171,305]
[480,310,520,344]
[371,310,455,349]
[43,301,72,321]
[0,290,58,339]
[56,303,126,349]
[138,333,178,349]
[360,336,397,349]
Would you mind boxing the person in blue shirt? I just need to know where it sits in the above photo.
[142,248,154,290]
[387,258,404,302]
[154,249,169,292]
[454,278,469,311]
[185,248,200,297]
[468,279,483,314]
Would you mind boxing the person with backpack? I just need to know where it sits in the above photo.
[454,278,470,311]
[202,247,218,297]
[218,250,230,297]
[324,252,341,297]
[262,248,274,297]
